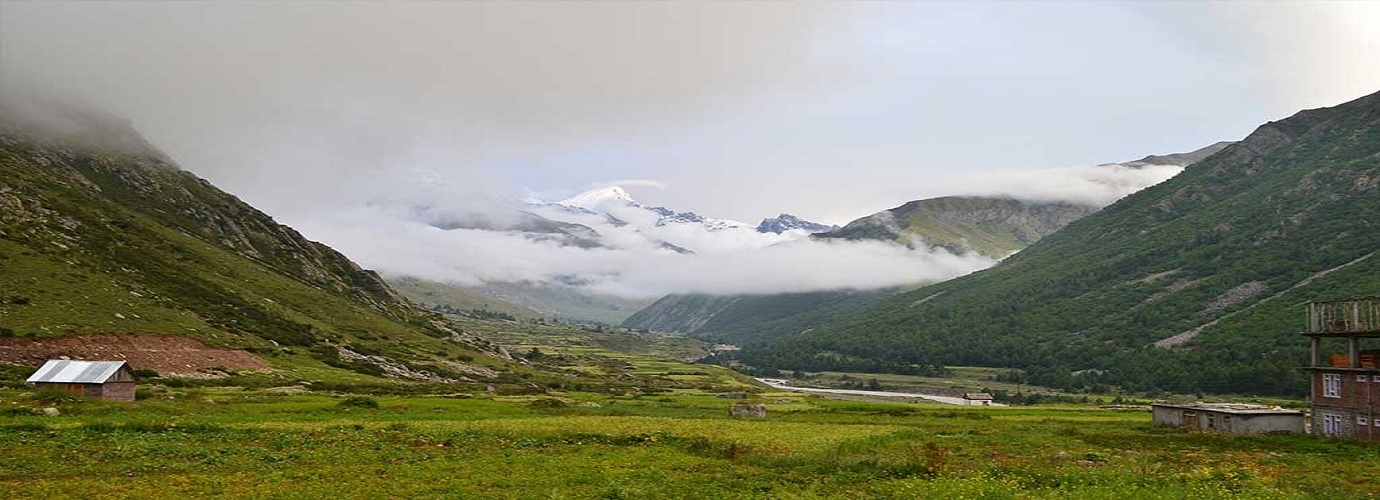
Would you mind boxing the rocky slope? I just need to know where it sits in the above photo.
[0,94,517,381]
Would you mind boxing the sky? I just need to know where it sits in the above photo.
[4,1,1380,297]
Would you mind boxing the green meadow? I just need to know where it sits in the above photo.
[2,379,1378,499]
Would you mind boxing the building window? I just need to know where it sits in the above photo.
[1361,375,1370,382]
[1207,414,1216,429]
[1323,413,1343,436]
[1324,373,1342,398]
[1361,417,1369,426]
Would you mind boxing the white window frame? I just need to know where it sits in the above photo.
[1323,413,1343,436]
[1360,374,1370,382]
[1324,373,1342,398]
[1360,416,1369,426]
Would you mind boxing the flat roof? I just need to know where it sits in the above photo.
[1152,402,1303,415]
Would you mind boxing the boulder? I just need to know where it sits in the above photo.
[729,403,766,418]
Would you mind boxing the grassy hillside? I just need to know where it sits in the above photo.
[818,196,1095,258]
[465,280,655,325]
[731,91,1380,396]
[623,289,895,347]
[389,276,543,321]
[0,97,534,385]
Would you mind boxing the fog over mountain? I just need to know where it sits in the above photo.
[4,2,1378,297]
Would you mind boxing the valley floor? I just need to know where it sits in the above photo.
[2,385,1378,498]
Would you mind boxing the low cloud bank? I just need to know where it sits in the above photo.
[284,160,1179,299]
[929,163,1185,207]
[288,194,995,299]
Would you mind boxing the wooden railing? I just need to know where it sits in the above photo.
[1308,298,1380,334]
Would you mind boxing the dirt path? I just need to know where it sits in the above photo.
[0,334,268,377]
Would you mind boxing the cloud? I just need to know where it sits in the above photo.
[291,202,993,298]
[5,2,1376,301]
[928,163,1186,207]
[595,179,668,190]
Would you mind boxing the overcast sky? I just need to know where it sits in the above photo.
[4,2,1380,297]
[4,1,1379,224]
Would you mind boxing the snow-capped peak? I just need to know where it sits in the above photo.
[559,186,636,210]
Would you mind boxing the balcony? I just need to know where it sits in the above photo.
[1306,298,1380,336]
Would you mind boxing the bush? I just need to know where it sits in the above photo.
[33,386,76,404]
[526,398,568,409]
[337,396,380,409]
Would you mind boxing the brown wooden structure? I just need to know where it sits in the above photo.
[27,360,137,402]
[1304,298,1380,439]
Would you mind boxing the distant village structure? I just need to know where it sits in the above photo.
[26,360,137,402]
[1305,297,1380,439]
[1151,403,1303,434]
[962,393,994,406]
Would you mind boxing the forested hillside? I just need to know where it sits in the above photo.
[727,90,1380,396]
[622,289,895,345]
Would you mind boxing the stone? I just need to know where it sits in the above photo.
[41,407,60,416]
[729,403,766,418]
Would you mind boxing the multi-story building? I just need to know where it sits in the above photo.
[1304,297,1380,439]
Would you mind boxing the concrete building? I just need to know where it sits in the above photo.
[1152,403,1304,434]
[27,360,137,402]
[963,393,994,406]
[1304,297,1380,439]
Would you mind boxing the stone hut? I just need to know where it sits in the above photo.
[27,360,137,402]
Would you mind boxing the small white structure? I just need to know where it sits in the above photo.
[963,393,994,406]
[1152,403,1303,435]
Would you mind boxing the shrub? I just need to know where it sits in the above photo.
[33,386,76,404]
[337,396,380,409]
[527,398,568,409]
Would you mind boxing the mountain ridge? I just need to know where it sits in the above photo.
[726,90,1380,395]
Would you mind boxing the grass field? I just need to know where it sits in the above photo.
[2,379,1378,499]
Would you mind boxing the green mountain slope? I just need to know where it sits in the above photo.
[0,96,519,382]
[624,197,1105,345]
[818,197,1096,258]
[388,276,543,321]
[731,90,1380,396]
[621,289,895,345]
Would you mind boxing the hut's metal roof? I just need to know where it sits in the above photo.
[26,360,128,383]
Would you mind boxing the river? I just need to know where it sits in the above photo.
[755,378,1004,406]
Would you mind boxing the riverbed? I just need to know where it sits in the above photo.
[756,378,1004,406]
